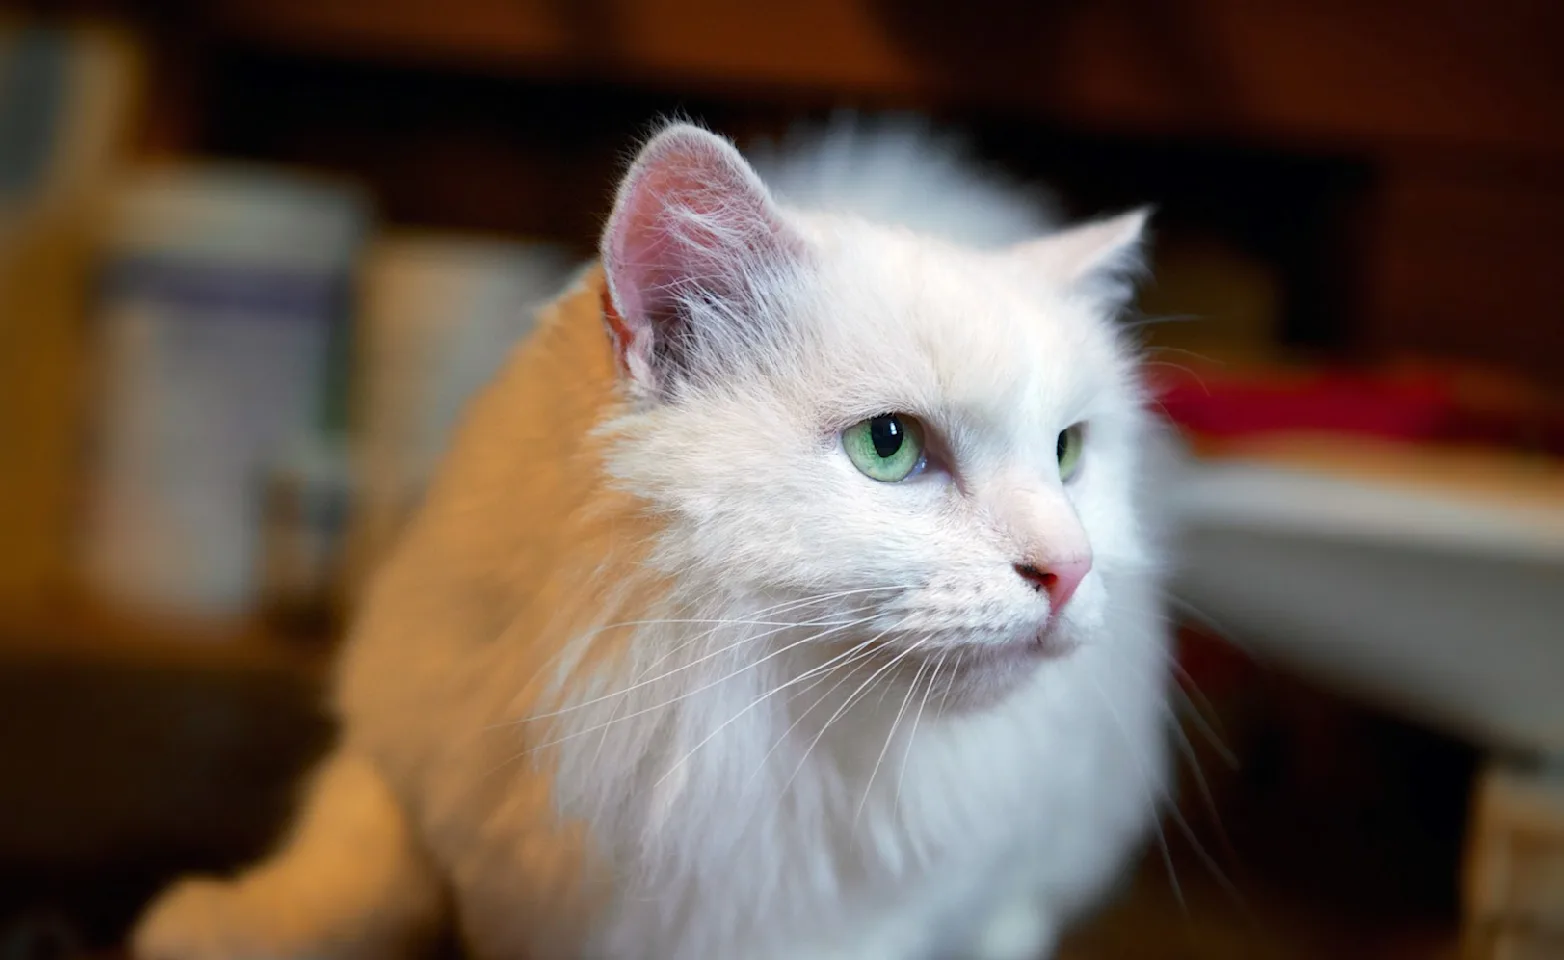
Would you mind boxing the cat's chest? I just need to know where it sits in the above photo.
[591,698,1071,959]
[795,642,1163,886]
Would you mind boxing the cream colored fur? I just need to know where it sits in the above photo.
[135,120,1170,960]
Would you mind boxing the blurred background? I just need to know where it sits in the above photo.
[1,1,1561,958]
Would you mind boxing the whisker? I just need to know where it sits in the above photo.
[1102,599,1238,769]
[1122,312,1201,330]
[652,631,895,789]
[507,582,910,736]
[1112,629,1239,772]
[745,649,883,794]
[1163,702,1243,880]
[1088,656,1254,924]
[1162,592,1252,658]
[1081,668,1188,915]
[571,585,908,660]
[519,583,915,726]
[894,650,946,812]
[628,589,893,683]
[523,612,887,753]
[937,651,963,713]
[778,628,927,803]
[855,647,932,829]
[1168,671,1238,770]
[1143,344,1225,368]
[1142,358,1212,395]
[516,609,878,725]
[1163,788,1250,920]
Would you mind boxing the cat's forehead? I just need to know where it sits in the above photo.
[798,223,1121,418]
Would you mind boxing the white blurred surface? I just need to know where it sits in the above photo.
[1171,455,1564,758]
[346,232,573,596]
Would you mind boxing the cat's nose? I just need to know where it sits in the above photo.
[1014,555,1092,612]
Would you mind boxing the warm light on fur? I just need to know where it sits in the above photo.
[136,119,1171,960]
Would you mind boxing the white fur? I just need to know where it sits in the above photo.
[748,113,1060,247]
[135,122,1170,960]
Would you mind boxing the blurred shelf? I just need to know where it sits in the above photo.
[0,596,334,880]
[206,0,1564,159]
[0,595,334,684]
[1170,438,1564,759]
[188,0,1564,385]
[1176,436,1564,561]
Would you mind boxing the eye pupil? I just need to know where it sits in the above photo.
[844,413,925,482]
[1056,424,1084,480]
[869,415,903,458]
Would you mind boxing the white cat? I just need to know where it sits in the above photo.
[135,119,1171,960]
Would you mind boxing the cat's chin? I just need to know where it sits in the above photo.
[925,630,1077,713]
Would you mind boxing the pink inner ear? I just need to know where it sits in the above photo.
[601,126,795,388]
[607,144,740,330]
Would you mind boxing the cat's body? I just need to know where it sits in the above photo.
[136,121,1170,960]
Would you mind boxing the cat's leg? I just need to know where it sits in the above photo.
[133,750,443,960]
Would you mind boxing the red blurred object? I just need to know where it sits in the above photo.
[1151,361,1564,455]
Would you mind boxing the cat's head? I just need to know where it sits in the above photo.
[596,123,1154,706]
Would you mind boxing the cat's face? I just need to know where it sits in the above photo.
[599,125,1151,707]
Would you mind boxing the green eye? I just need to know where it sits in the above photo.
[844,414,926,482]
[1056,424,1085,480]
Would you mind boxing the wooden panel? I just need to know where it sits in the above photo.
[1365,158,1564,383]
[212,0,1564,157]
[0,600,329,868]
[0,26,143,605]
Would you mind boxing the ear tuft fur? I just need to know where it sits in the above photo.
[600,123,802,398]
[1010,208,1151,310]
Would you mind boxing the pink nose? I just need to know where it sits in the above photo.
[1015,555,1092,612]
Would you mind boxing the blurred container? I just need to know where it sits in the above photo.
[257,433,354,635]
[80,165,369,619]
[343,232,573,601]
[1464,760,1564,959]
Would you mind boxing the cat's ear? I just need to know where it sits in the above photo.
[1010,208,1149,308]
[599,123,802,396]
